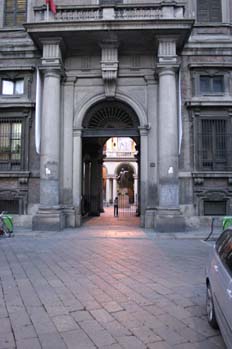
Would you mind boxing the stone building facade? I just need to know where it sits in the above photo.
[0,0,231,231]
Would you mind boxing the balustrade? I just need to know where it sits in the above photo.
[33,4,184,23]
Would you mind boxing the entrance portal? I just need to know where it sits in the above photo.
[81,100,140,225]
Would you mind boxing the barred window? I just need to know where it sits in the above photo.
[204,200,226,216]
[0,120,22,170]
[200,76,224,94]
[198,119,231,171]
[4,0,27,27]
[197,0,222,22]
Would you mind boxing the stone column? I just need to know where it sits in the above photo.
[89,155,100,216]
[156,38,185,232]
[98,158,104,213]
[73,129,82,226]
[32,39,65,231]
[133,175,138,205]
[139,127,149,226]
[113,177,117,201]
[62,77,76,227]
[106,177,111,204]
[63,77,76,204]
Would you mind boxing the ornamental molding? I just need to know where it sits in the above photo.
[100,39,119,98]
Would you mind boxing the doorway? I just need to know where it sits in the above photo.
[81,100,140,225]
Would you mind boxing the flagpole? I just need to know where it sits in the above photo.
[46,3,49,21]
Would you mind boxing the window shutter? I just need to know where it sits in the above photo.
[210,0,222,22]
[197,0,222,22]
[197,0,210,22]
[4,0,27,27]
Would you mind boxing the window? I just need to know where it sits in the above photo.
[198,119,231,170]
[197,0,222,22]
[216,230,232,274]
[0,200,19,214]
[204,200,226,216]
[200,76,224,95]
[2,79,24,95]
[4,0,27,27]
[0,119,22,170]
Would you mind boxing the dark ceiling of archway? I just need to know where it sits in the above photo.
[82,101,140,129]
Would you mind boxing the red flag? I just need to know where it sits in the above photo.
[46,0,56,14]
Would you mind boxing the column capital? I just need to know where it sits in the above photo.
[40,37,65,69]
[157,37,177,64]
[139,126,149,136]
[156,63,179,77]
[64,76,78,86]
[73,129,82,138]
[40,67,64,79]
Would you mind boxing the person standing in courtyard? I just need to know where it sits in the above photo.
[114,196,118,217]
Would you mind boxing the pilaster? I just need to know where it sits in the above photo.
[155,38,185,232]
[73,129,82,226]
[139,126,149,226]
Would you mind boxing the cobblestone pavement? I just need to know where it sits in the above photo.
[0,223,226,348]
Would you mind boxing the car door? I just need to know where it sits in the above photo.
[215,231,232,346]
[211,231,231,313]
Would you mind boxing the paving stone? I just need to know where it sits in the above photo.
[16,337,42,349]
[147,342,172,349]
[101,344,123,349]
[131,325,162,344]
[61,329,96,349]
[27,306,57,334]
[0,331,15,349]
[102,320,131,337]
[90,308,115,323]
[0,317,12,334]
[39,332,67,349]
[102,301,124,313]
[88,330,116,347]
[117,335,147,349]
[70,310,93,323]
[52,315,80,332]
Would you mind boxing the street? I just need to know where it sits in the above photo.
[0,225,226,349]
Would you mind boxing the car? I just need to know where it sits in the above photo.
[206,228,232,348]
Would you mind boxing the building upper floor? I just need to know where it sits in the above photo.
[0,0,231,29]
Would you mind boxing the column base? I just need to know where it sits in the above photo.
[32,207,65,231]
[154,208,185,232]
[144,209,156,229]
[63,207,76,228]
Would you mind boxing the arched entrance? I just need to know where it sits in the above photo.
[81,100,140,223]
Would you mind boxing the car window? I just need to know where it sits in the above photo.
[216,229,232,254]
[225,250,232,274]
[216,229,232,276]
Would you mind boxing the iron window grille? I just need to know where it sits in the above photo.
[198,119,232,171]
[197,0,222,22]
[0,119,23,171]
[0,199,19,214]
[204,200,227,216]
[4,0,27,27]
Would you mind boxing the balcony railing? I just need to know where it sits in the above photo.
[33,4,185,23]
[103,150,136,158]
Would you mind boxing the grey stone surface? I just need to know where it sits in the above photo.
[0,225,226,348]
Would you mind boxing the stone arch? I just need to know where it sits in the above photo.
[74,92,147,129]
[114,162,136,176]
